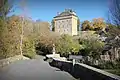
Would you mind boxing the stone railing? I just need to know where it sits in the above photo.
[0,55,29,67]
[49,58,120,80]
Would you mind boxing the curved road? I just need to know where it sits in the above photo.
[0,56,76,80]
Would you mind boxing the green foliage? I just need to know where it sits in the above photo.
[106,24,120,36]
[106,69,120,76]
[0,15,42,59]
[105,24,120,52]
[34,21,60,55]
[0,1,83,59]
[77,18,80,31]
[97,61,120,69]
[21,18,51,58]
[56,34,80,56]
[23,37,36,59]
[0,0,12,19]
[51,19,55,31]
[0,16,21,59]
[81,20,92,31]
[0,0,18,59]
[92,18,106,31]
[78,34,104,58]
[81,18,106,31]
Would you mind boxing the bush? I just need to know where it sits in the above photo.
[55,34,80,56]
[23,53,35,59]
[23,37,36,59]
[95,61,120,69]
[78,34,104,59]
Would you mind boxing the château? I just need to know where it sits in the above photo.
[53,9,78,36]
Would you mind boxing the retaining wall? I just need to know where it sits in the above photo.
[49,59,120,80]
[0,55,29,67]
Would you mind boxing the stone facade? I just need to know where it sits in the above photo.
[53,9,78,36]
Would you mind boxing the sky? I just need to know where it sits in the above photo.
[11,0,109,23]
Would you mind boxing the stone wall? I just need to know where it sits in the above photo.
[49,59,120,80]
[0,55,29,67]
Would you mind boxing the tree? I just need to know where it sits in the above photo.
[6,15,48,58]
[0,15,22,59]
[81,20,92,31]
[55,34,80,57]
[0,0,12,19]
[35,21,60,55]
[107,0,120,61]
[78,34,104,59]
[77,18,80,31]
[0,0,12,34]
[109,0,120,26]
[104,24,120,61]
[22,35,36,59]
[51,19,55,31]
[1,14,38,59]
[19,0,27,56]
[0,0,13,59]
[106,24,120,36]
[92,18,106,31]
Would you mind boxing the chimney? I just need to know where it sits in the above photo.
[57,12,60,16]
[65,9,67,11]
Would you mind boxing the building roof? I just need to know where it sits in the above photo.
[54,9,77,18]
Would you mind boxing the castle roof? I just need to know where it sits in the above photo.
[54,9,77,18]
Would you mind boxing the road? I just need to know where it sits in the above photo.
[0,56,76,80]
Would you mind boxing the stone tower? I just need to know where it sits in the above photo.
[53,9,78,36]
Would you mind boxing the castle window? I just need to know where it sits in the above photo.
[64,29,65,32]
[58,29,60,32]
[58,21,61,24]
[67,29,69,32]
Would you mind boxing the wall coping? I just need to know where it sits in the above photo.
[77,63,120,80]
[53,58,120,80]
[0,55,29,67]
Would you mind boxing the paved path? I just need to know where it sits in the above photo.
[0,56,76,80]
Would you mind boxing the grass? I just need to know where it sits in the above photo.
[23,53,35,59]
[104,69,120,76]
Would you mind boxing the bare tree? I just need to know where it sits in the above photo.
[109,0,120,26]
[0,0,12,19]
[19,0,28,56]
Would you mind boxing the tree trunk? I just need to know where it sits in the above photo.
[20,17,24,56]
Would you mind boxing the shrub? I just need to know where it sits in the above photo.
[23,37,36,59]
[78,34,104,59]
[55,34,80,57]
